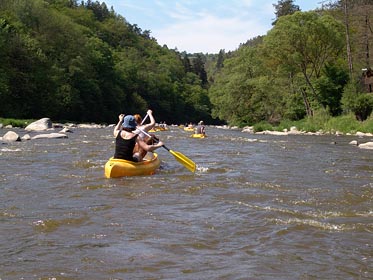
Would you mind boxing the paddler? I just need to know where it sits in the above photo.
[113,114,163,162]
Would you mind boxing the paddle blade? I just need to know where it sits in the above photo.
[169,149,196,173]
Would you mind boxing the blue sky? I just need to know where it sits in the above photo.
[103,0,324,53]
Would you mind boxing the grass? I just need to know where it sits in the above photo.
[252,113,373,134]
[0,118,36,128]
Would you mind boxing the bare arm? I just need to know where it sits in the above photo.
[136,137,163,152]
[141,109,155,132]
[113,114,125,137]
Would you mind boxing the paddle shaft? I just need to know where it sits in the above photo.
[137,128,169,150]
[140,113,149,125]
[136,128,196,172]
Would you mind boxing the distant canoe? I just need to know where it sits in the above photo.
[149,126,168,132]
[184,127,194,132]
[104,153,161,178]
[190,133,206,138]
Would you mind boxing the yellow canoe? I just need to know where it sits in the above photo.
[104,153,161,178]
[191,133,206,138]
[149,126,168,132]
[184,127,194,132]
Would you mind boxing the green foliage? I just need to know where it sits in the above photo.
[314,63,349,116]
[210,10,349,128]
[0,0,371,131]
[264,11,345,78]
[352,94,373,121]
[253,121,273,132]
[323,114,361,134]
[209,46,266,126]
[276,113,373,133]
[286,112,327,133]
[0,0,210,124]
[263,11,345,117]
[342,82,373,121]
[283,92,306,120]
[0,117,35,128]
[360,115,373,132]
[272,0,300,25]
[274,109,329,132]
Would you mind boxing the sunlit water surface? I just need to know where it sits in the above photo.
[1,126,372,279]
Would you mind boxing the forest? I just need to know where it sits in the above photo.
[1,0,373,130]
[0,0,212,124]
[209,0,373,131]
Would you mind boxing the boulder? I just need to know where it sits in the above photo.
[349,140,358,146]
[3,131,21,142]
[356,131,373,137]
[21,134,31,141]
[59,127,73,133]
[358,142,373,150]
[25,118,52,131]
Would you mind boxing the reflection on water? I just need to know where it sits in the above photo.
[1,126,372,279]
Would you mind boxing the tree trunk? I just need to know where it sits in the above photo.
[344,0,354,78]
[364,11,370,68]
[300,88,313,117]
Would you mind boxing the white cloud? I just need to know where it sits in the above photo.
[103,0,321,53]
[147,0,275,53]
[153,13,269,53]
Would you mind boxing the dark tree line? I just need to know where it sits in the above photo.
[0,0,214,124]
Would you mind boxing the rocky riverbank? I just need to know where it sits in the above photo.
[2,118,373,150]
[0,117,106,142]
[215,125,373,149]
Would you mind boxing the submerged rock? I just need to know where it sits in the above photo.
[31,133,68,140]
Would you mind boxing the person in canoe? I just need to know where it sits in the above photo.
[113,114,163,162]
[195,120,206,135]
[133,109,156,136]
[133,109,160,158]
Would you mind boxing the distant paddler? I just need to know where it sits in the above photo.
[184,122,194,132]
[194,120,206,136]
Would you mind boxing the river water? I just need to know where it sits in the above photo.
[1,126,372,279]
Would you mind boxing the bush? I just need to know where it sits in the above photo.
[293,110,330,132]
[358,114,373,133]
[342,82,373,121]
[275,119,294,131]
[296,119,320,133]
[324,114,360,133]
[253,121,273,132]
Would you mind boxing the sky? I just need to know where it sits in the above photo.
[102,0,325,54]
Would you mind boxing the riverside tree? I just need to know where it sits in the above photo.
[262,11,345,116]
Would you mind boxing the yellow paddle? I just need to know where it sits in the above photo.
[138,128,196,173]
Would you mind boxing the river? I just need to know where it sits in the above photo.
[1,126,372,279]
